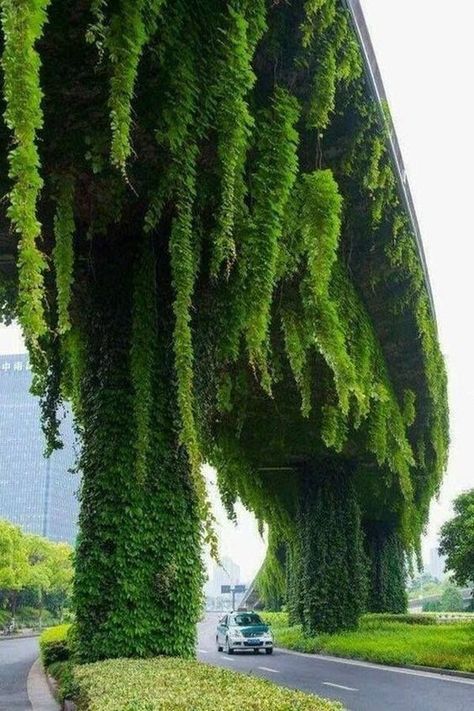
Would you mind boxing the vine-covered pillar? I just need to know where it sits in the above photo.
[364,522,407,613]
[73,237,203,662]
[288,460,368,633]
[255,526,287,611]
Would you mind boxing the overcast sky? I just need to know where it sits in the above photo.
[0,1,472,582]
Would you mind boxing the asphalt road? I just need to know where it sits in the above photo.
[197,613,474,711]
[0,636,37,710]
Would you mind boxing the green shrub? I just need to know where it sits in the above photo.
[261,611,289,629]
[40,624,72,666]
[73,657,342,710]
[47,662,78,703]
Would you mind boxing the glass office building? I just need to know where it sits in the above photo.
[0,353,79,544]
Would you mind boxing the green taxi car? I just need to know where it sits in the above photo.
[216,611,273,655]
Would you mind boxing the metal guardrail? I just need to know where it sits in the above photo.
[343,0,437,326]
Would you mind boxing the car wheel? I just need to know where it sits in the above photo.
[265,647,273,655]
[216,635,223,652]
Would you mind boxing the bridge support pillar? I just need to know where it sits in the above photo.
[73,238,203,662]
[287,460,368,633]
[364,522,407,613]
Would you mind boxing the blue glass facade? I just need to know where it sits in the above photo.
[0,353,79,544]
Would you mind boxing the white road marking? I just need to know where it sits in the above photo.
[258,666,280,674]
[277,649,474,686]
[197,649,209,654]
[223,656,236,661]
[323,682,358,692]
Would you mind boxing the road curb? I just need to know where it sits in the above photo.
[27,658,61,711]
[275,648,474,682]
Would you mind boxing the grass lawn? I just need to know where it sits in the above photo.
[262,612,474,673]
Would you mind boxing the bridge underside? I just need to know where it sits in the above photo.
[0,0,447,642]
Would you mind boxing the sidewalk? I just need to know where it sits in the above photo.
[27,659,60,711]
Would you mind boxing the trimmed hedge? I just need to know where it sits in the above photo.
[74,657,342,711]
[39,624,72,666]
[47,662,78,703]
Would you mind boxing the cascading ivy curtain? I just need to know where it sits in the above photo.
[0,0,447,657]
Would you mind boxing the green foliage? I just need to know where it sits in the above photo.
[363,613,437,626]
[106,0,166,170]
[0,0,50,342]
[71,656,342,710]
[130,236,156,482]
[289,464,368,633]
[0,519,29,592]
[0,272,17,324]
[365,524,408,614]
[0,520,72,601]
[439,489,474,588]
[284,170,353,414]
[439,584,466,613]
[307,41,336,131]
[255,527,287,611]
[239,88,300,384]
[47,661,78,703]
[0,0,449,655]
[261,611,474,672]
[73,257,203,662]
[210,1,266,276]
[53,176,75,335]
[39,623,72,666]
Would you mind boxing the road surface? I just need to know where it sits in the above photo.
[0,636,37,710]
[197,613,474,711]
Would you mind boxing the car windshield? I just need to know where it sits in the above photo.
[232,613,263,626]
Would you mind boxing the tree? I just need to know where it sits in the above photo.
[0,0,448,654]
[439,583,464,612]
[439,490,474,594]
[0,520,73,622]
[0,520,29,615]
[24,534,73,626]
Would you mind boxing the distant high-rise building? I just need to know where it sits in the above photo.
[0,354,79,543]
[426,546,446,581]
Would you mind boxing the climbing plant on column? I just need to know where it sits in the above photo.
[0,0,448,653]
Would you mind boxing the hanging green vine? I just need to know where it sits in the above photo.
[210,1,266,276]
[0,0,51,343]
[106,0,166,170]
[53,176,75,335]
[0,0,449,653]
[240,88,300,385]
[255,526,287,611]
